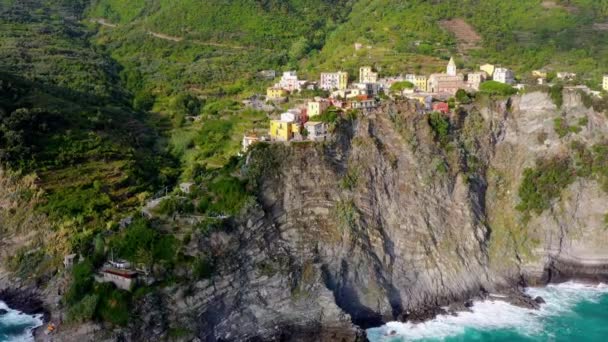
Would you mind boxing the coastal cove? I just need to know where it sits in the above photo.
[0,301,43,342]
[367,282,608,342]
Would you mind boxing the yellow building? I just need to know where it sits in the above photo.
[359,66,378,84]
[269,120,301,141]
[413,75,428,92]
[480,64,495,78]
[308,101,329,117]
[267,87,287,100]
[603,75,608,91]
[532,70,548,78]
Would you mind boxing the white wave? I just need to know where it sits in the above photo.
[367,281,608,342]
[0,300,44,342]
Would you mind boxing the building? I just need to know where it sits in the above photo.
[433,102,450,114]
[349,96,377,111]
[242,133,260,151]
[406,74,429,92]
[447,57,457,76]
[308,100,330,117]
[532,70,547,78]
[557,72,576,80]
[493,68,515,84]
[320,71,348,90]
[304,121,328,141]
[603,75,608,91]
[267,87,288,100]
[270,111,302,141]
[427,57,466,95]
[280,109,302,123]
[269,120,293,141]
[359,66,378,84]
[467,72,486,91]
[480,64,495,78]
[354,82,380,96]
[96,267,138,291]
[277,71,302,92]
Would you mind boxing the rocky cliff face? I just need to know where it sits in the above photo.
[174,91,608,341]
[3,91,607,342]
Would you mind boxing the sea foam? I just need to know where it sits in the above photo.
[366,282,608,341]
[0,301,44,342]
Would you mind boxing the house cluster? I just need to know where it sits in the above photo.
[249,58,608,150]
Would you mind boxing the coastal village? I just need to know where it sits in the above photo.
[242,58,608,150]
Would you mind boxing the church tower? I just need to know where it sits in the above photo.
[447,57,457,76]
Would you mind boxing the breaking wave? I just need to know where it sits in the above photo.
[0,301,43,342]
[366,282,608,341]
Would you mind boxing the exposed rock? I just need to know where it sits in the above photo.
[0,308,7,315]
[3,91,608,341]
[534,296,546,304]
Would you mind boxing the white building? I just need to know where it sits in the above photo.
[467,72,486,91]
[349,98,377,111]
[242,134,260,151]
[603,75,608,91]
[556,72,577,81]
[354,82,380,96]
[320,71,348,90]
[280,110,302,123]
[447,57,457,76]
[304,121,328,141]
[277,71,302,92]
[493,68,515,84]
[359,66,378,84]
[96,267,137,291]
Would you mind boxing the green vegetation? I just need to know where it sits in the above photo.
[554,117,583,138]
[428,112,451,146]
[517,157,575,217]
[479,81,517,96]
[549,84,564,108]
[517,141,608,220]
[390,81,415,92]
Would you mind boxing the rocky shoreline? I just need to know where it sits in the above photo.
[0,287,49,321]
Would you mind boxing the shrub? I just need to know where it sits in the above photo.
[67,294,98,323]
[65,260,94,305]
[390,81,415,92]
[479,81,517,96]
[192,256,214,279]
[516,157,575,216]
[428,112,450,145]
[549,85,564,108]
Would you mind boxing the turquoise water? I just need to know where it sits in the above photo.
[0,301,42,342]
[367,282,608,342]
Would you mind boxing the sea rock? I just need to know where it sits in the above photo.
[0,308,7,315]
[534,296,546,304]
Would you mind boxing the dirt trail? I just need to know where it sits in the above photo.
[90,18,117,28]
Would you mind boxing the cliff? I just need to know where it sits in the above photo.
[3,91,608,342]
[162,91,608,341]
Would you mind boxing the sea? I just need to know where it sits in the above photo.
[0,301,43,342]
[367,282,608,342]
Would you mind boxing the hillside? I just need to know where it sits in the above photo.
[309,0,608,82]
[0,0,174,277]
[1,1,608,341]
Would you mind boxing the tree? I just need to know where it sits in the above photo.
[289,36,310,62]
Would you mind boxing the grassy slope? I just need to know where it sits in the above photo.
[86,0,353,170]
[0,0,174,258]
[308,0,608,83]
